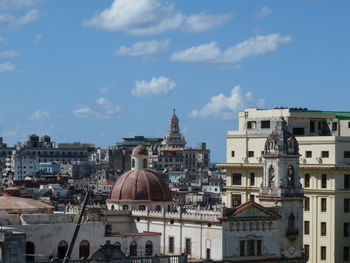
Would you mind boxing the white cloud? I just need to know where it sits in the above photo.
[0,9,41,30]
[131,76,175,97]
[183,13,233,32]
[29,110,54,120]
[255,7,273,18]
[0,62,16,73]
[113,39,170,57]
[96,97,122,118]
[0,0,39,10]
[99,85,113,94]
[189,85,265,120]
[170,34,292,64]
[83,0,184,35]
[0,50,21,58]
[34,33,43,43]
[0,37,6,43]
[83,0,233,35]
[74,107,95,118]
[74,98,122,119]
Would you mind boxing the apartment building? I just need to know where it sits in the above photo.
[219,108,350,263]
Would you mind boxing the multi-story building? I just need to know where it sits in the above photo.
[219,107,350,263]
[3,135,94,179]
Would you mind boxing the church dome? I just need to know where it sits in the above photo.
[109,170,171,202]
[132,145,148,156]
[264,118,299,155]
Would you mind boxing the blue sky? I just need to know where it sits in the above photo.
[0,0,349,162]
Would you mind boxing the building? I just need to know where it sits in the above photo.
[107,144,306,262]
[220,107,350,263]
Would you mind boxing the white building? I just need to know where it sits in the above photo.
[107,144,306,262]
[5,151,39,180]
[220,107,350,263]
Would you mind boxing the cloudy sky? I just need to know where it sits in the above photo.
[0,0,349,161]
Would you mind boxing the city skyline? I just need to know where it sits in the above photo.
[1,0,350,161]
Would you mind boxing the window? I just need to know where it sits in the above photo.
[57,241,68,259]
[305,245,310,259]
[288,214,296,234]
[247,240,255,256]
[130,241,137,257]
[131,158,135,168]
[310,121,315,133]
[305,174,310,188]
[232,194,241,207]
[231,151,235,157]
[250,195,255,202]
[332,122,338,131]
[321,151,329,158]
[321,198,327,212]
[344,152,350,159]
[26,242,35,263]
[206,248,211,259]
[79,240,90,259]
[145,241,153,256]
[232,173,242,185]
[306,151,312,158]
[321,246,326,260]
[248,151,254,158]
[344,247,350,261]
[261,120,270,129]
[349,122,350,129]
[185,238,191,255]
[321,174,327,188]
[321,222,327,236]
[143,159,147,168]
[257,240,262,256]
[169,237,174,253]
[344,223,350,237]
[247,121,256,129]
[345,199,350,213]
[304,197,310,211]
[345,174,350,189]
[293,127,305,136]
[250,173,255,186]
[240,240,245,256]
[304,221,310,235]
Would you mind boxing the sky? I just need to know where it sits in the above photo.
[0,0,350,162]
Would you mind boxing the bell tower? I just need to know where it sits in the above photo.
[259,118,305,260]
[162,109,186,148]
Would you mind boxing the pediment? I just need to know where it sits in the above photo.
[228,202,280,220]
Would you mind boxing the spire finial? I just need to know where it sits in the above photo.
[173,108,176,115]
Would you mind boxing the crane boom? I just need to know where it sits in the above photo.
[63,190,90,263]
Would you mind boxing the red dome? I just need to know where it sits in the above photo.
[132,145,148,156]
[109,170,171,202]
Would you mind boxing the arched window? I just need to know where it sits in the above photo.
[145,241,153,256]
[26,241,35,263]
[143,159,147,168]
[268,166,275,187]
[79,240,90,259]
[288,213,296,232]
[57,241,68,259]
[111,205,115,210]
[287,166,295,187]
[132,159,135,168]
[130,241,137,257]
[123,205,129,211]
[115,241,121,251]
[155,205,161,212]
